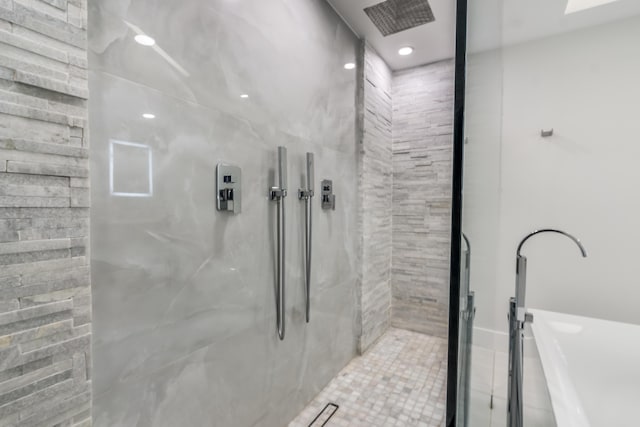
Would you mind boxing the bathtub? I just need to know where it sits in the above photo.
[529,309,640,427]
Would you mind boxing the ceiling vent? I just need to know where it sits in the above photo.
[364,0,435,37]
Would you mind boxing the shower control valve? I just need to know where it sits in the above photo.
[216,163,241,214]
[321,179,335,210]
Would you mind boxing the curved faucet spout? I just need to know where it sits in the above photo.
[508,228,587,427]
[516,229,587,258]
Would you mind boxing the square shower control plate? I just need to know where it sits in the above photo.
[321,179,335,210]
[216,163,241,214]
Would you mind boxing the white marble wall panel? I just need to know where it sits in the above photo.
[88,1,359,426]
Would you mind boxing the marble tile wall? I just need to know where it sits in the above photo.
[0,0,91,425]
[391,60,455,338]
[358,43,393,353]
[88,1,360,426]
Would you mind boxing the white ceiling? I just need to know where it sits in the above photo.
[326,0,456,71]
[470,0,640,53]
[327,0,640,71]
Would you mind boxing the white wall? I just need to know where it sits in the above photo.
[464,14,640,427]
[462,48,504,342]
[465,14,640,338]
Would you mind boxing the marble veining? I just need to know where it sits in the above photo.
[88,1,360,426]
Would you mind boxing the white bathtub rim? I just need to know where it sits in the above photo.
[529,309,591,427]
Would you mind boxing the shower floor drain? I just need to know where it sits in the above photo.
[308,402,339,427]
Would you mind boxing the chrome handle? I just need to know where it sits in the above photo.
[307,152,314,193]
[298,152,314,323]
[304,195,312,323]
[278,146,288,192]
[507,298,524,427]
[276,194,285,339]
[270,146,287,340]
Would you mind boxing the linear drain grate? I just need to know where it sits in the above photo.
[308,402,339,427]
[364,0,435,37]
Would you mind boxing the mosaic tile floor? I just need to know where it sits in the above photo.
[289,328,447,427]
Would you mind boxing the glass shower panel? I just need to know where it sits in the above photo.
[88,1,360,426]
[458,0,640,426]
[456,0,505,425]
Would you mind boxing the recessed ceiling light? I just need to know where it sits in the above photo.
[134,34,156,46]
[240,94,249,99]
[142,113,155,119]
[398,46,414,56]
[344,62,356,70]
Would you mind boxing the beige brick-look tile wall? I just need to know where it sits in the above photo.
[391,60,454,338]
[357,43,393,353]
[0,0,91,425]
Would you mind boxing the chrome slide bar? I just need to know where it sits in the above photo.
[508,229,587,427]
[270,146,288,340]
[460,233,475,427]
[298,152,314,323]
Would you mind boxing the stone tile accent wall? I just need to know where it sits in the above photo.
[358,43,393,352]
[391,60,454,338]
[0,0,91,425]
